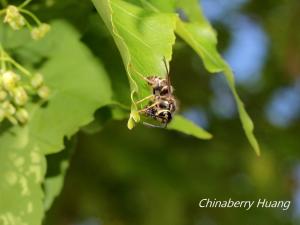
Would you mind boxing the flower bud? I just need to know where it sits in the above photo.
[31,73,44,88]
[4,5,26,30]
[37,85,50,100]
[7,116,18,125]
[127,117,135,130]
[0,90,7,101]
[40,23,51,33]
[16,108,29,124]
[2,101,16,116]
[2,71,20,91]
[13,87,28,106]
[31,23,51,40]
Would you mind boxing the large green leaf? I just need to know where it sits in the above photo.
[92,0,212,139]
[140,0,260,155]
[0,20,113,225]
[91,0,176,124]
[43,137,77,211]
[0,132,46,225]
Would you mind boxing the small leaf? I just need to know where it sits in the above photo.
[167,115,212,140]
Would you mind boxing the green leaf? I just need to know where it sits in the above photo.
[92,0,177,127]
[0,20,113,225]
[43,137,77,211]
[81,105,129,134]
[0,24,31,50]
[168,115,212,139]
[175,21,226,72]
[140,0,175,12]
[175,0,260,155]
[0,132,46,225]
[92,0,212,138]
[139,0,260,155]
[223,68,261,156]
[28,20,113,154]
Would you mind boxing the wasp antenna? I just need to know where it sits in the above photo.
[162,56,169,75]
[162,57,172,96]
[143,122,165,129]
[129,63,151,83]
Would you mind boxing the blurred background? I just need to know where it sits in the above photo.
[43,0,300,224]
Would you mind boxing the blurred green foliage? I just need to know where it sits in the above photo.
[0,0,299,225]
[45,0,299,224]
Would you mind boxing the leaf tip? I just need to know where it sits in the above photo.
[127,111,140,130]
[127,117,135,130]
[204,133,213,140]
[254,146,261,157]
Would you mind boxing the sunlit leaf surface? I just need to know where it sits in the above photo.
[92,0,211,138]
[0,21,113,225]
[139,0,260,155]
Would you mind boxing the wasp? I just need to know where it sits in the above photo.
[133,58,177,128]
[141,95,177,127]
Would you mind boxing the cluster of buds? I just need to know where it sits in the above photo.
[31,23,51,40]
[0,67,50,125]
[3,5,25,30]
[0,0,51,126]
[1,2,50,40]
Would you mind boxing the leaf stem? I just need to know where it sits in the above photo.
[24,19,33,30]
[18,8,41,25]
[19,0,33,8]
[0,43,6,71]
[7,57,31,76]
[0,44,31,77]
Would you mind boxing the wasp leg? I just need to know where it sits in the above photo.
[137,102,158,113]
[135,95,154,105]
[128,63,154,84]
[142,122,165,129]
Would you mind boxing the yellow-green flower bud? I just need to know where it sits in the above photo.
[31,28,42,40]
[16,108,29,124]
[31,23,51,40]
[31,73,44,88]
[0,90,7,101]
[40,23,51,33]
[7,116,18,125]
[127,117,135,130]
[2,101,16,116]
[13,87,28,106]
[2,71,20,91]
[37,85,50,99]
[4,5,26,30]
